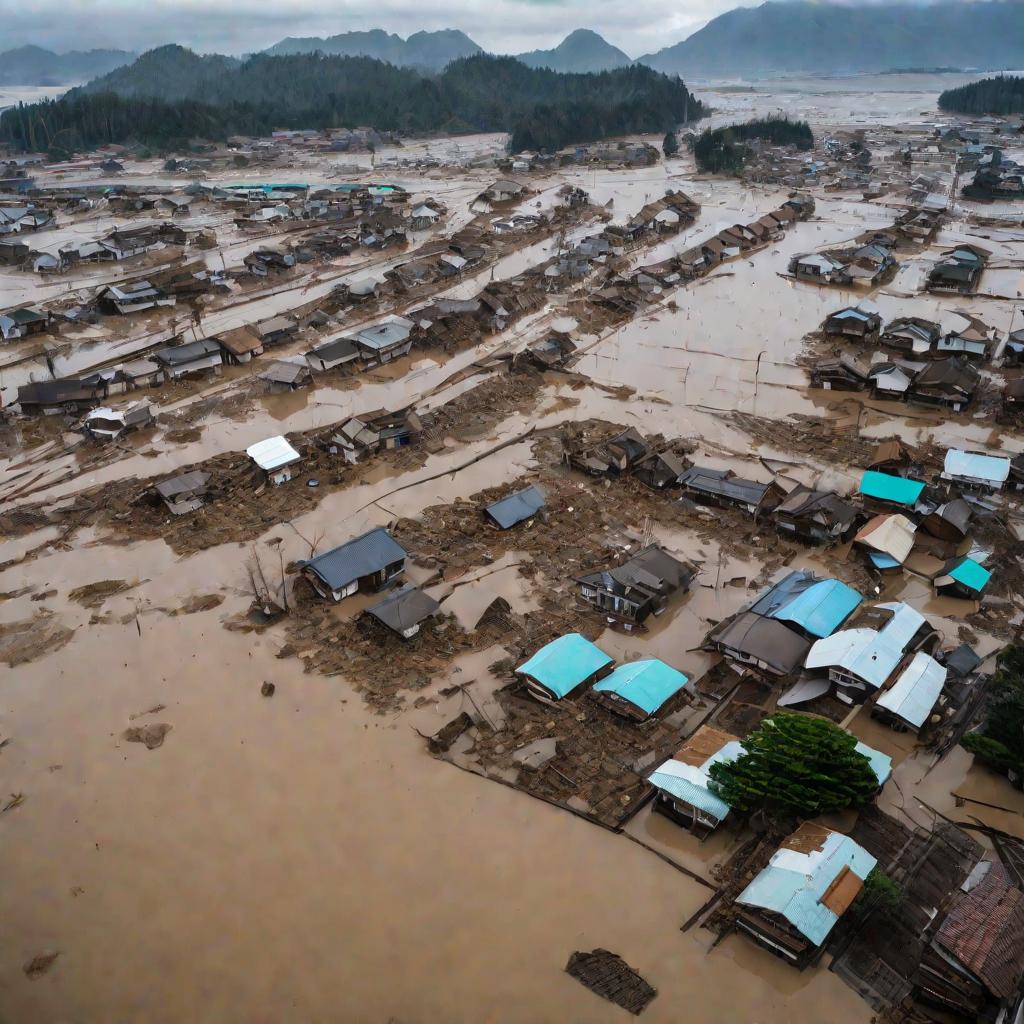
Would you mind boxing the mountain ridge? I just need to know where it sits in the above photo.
[0,45,134,86]
[516,29,632,73]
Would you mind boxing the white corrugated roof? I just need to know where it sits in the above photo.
[875,651,946,728]
[943,449,1010,484]
[246,435,300,471]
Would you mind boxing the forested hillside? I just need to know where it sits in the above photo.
[939,75,1024,114]
[0,49,705,153]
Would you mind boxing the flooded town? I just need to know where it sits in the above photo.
[2,14,1024,1023]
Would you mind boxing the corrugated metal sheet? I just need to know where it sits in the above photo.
[948,557,992,593]
[769,579,862,639]
[875,651,946,728]
[854,741,892,787]
[592,659,689,715]
[737,828,876,946]
[516,633,612,699]
[246,435,300,471]
[854,514,917,564]
[944,449,1011,484]
[647,739,743,821]
[859,470,926,506]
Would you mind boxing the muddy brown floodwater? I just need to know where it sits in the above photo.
[3,72,1024,1023]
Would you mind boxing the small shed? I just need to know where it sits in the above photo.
[934,557,991,600]
[515,633,613,702]
[246,435,301,485]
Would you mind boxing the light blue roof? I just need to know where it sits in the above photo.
[647,739,743,822]
[516,633,613,699]
[859,470,926,507]
[875,651,946,729]
[832,307,873,322]
[592,659,689,715]
[854,741,892,787]
[868,551,901,570]
[768,579,862,639]
[737,829,877,946]
[947,557,991,593]
[943,449,1010,485]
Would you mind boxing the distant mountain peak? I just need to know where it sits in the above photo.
[262,28,482,71]
[516,28,632,73]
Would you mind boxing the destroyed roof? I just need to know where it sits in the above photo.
[945,643,982,678]
[154,470,211,499]
[155,339,221,365]
[712,612,812,675]
[774,487,857,527]
[516,633,613,700]
[925,498,972,536]
[592,659,689,716]
[854,513,917,564]
[914,357,980,391]
[246,435,301,472]
[366,585,440,633]
[805,602,927,689]
[937,863,1024,999]
[737,824,877,947]
[485,484,545,530]
[858,470,925,507]
[875,651,946,729]
[748,571,863,639]
[944,449,1010,484]
[578,545,695,599]
[300,528,407,592]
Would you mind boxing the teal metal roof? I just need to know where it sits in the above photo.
[859,470,926,507]
[769,579,862,639]
[737,829,877,946]
[854,741,893,787]
[516,633,612,699]
[592,659,689,715]
[948,557,991,593]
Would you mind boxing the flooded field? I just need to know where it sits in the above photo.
[2,73,1024,1022]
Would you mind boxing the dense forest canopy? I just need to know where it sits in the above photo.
[939,75,1024,115]
[692,116,813,174]
[0,47,705,154]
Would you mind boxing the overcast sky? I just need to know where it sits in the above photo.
[5,0,772,59]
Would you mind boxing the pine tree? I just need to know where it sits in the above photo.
[707,713,879,818]
[663,130,679,158]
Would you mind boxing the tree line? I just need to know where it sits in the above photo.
[0,48,706,154]
[939,74,1024,115]
[692,116,814,174]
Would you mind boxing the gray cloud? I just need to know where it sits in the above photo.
[2,0,767,59]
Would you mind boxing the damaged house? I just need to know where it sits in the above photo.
[246,435,301,485]
[880,317,941,357]
[365,584,440,640]
[299,527,407,602]
[0,306,51,342]
[677,466,784,517]
[927,244,990,295]
[941,448,1010,492]
[484,484,546,530]
[823,305,881,341]
[328,408,420,462]
[590,658,690,722]
[99,280,175,315]
[153,470,212,515]
[908,357,980,411]
[771,486,859,544]
[576,545,697,627]
[871,650,947,734]
[515,633,613,703]
[648,725,743,836]
[352,317,414,365]
[734,823,876,968]
[154,339,223,381]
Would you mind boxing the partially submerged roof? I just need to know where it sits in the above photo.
[937,556,991,595]
[246,435,301,472]
[154,470,211,499]
[749,571,862,640]
[712,612,812,675]
[484,484,545,530]
[854,513,916,564]
[944,448,1010,484]
[875,651,946,728]
[301,527,407,592]
[592,659,689,716]
[366,584,440,633]
[516,633,613,699]
[217,326,263,355]
[677,466,775,505]
[737,824,877,946]
[859,470,925,507]
[648,730,743,823]
[156,339,221,365]
[806,602,927,689]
